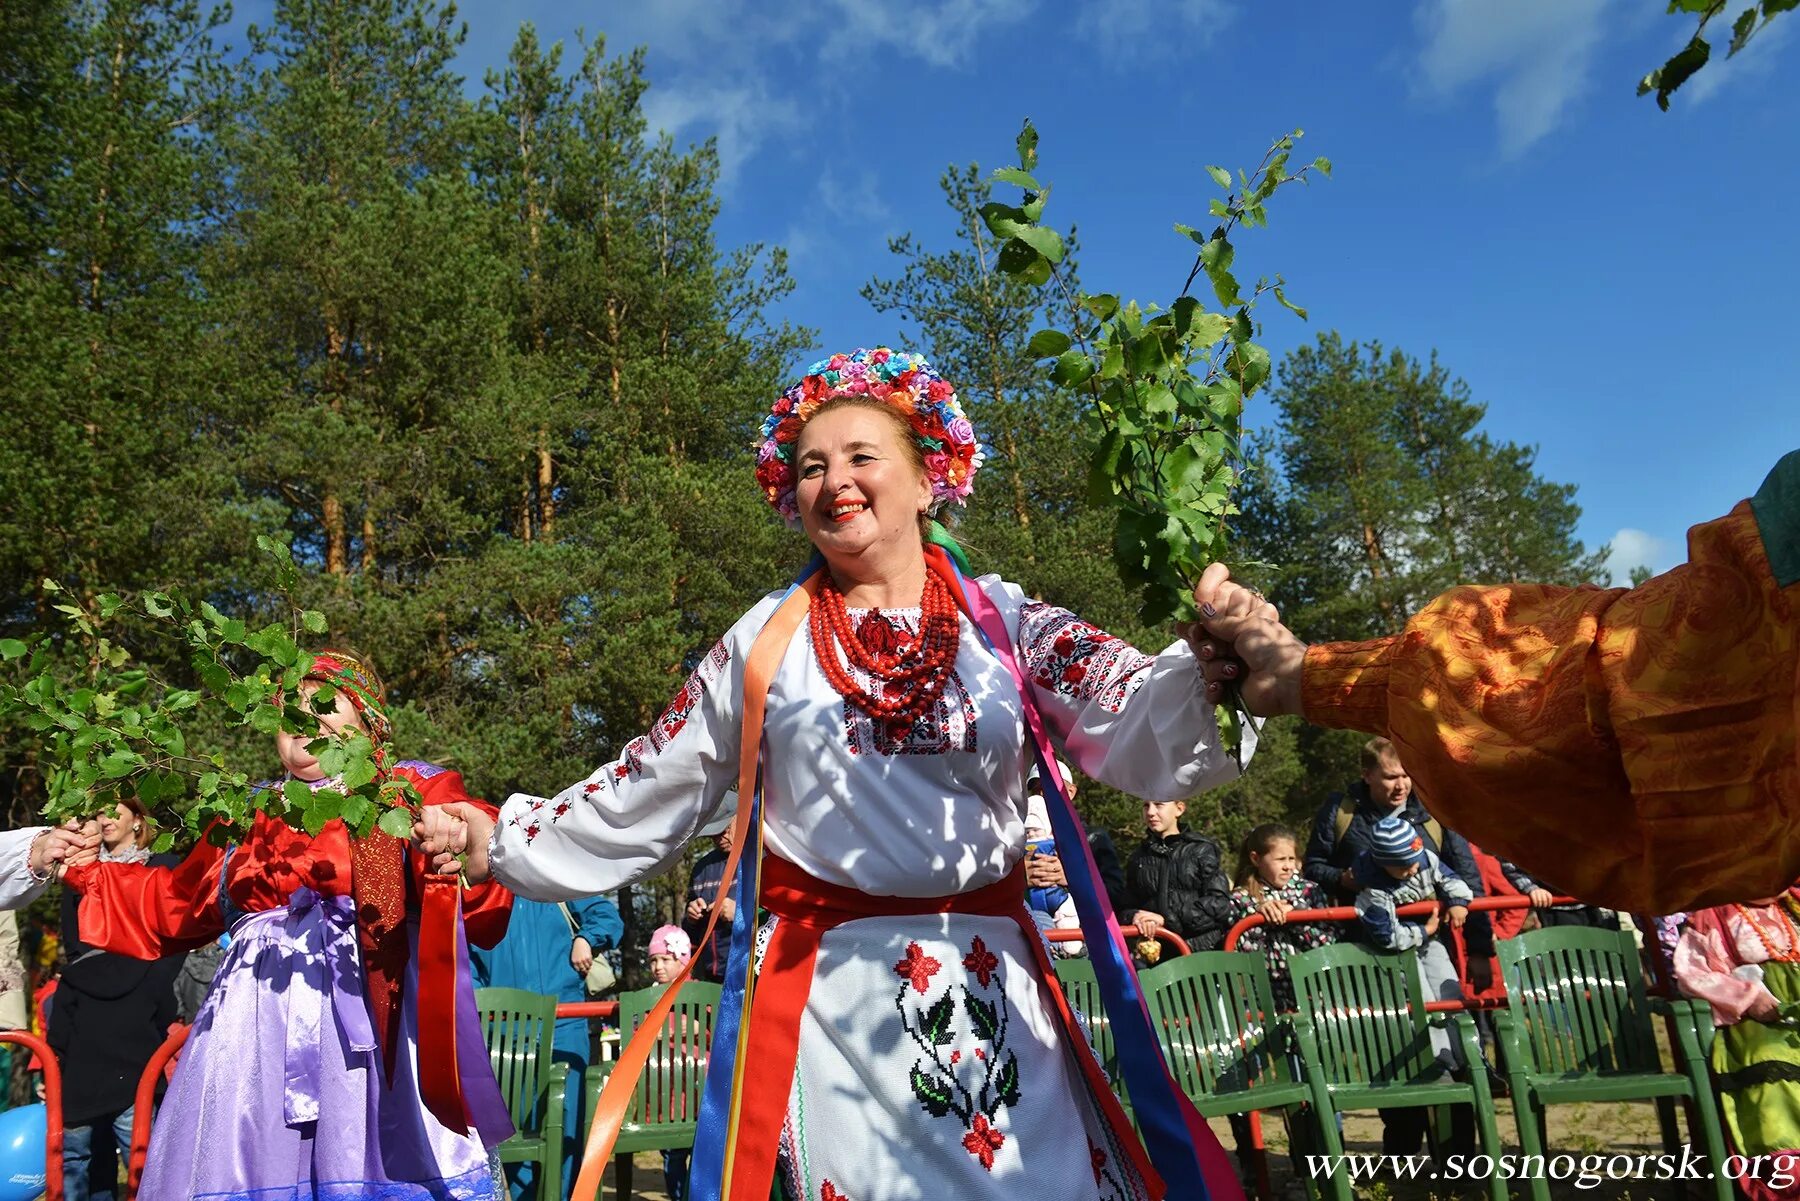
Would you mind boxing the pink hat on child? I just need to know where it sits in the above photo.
[649,925,693,964]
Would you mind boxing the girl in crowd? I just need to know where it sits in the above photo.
[422,349,1262,1201]
[647,925,695,1201]
[63,650,514,1201]
[1227,823,1334,1011]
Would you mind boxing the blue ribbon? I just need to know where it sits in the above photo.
[941,557,1222,1201]
[282,887,378,1128]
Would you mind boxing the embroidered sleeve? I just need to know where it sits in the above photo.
[994,578,1250,801]
[488,594,781,902]
[0,829,50,911]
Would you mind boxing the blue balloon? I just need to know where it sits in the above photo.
[0,1103,46,1201]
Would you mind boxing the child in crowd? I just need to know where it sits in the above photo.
[1226,823,1335,1186]
[1228,823,1334,1010]
[1122,798,1235,959]
[1352,815,1477,1157]
[1024,795,1083,957]
[1352,814,1473,1064]
[648,925,693,1201]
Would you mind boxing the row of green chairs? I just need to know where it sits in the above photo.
[475,982,720,1201]
[480,927,1733,1201]
[1054,928,1730,1201]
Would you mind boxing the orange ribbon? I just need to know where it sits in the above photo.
[569,573,821,1201]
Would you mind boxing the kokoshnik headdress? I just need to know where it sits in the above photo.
[753,348,985,525]
[305,649,392,746]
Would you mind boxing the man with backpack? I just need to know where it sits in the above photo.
[1304,736,1494,964]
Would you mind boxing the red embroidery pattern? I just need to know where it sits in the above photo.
[897,936,1022,1176]
[962,937,998,988]
[894,942,942,994]
[962,1114,1005,1171]
[647,639,732,753]
[820,1183,850,1201]
[830,613,977,757]
[1018,602,1152,714]
[1091,1143,1107,1183]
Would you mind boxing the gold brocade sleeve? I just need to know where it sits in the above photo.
[1299,501,1800,915]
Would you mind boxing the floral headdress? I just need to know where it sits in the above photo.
[305,648,392,746]
[753,348,985,525]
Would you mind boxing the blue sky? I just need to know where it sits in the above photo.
[252,0,1800,582]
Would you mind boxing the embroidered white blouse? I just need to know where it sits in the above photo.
[490,576,1252,902]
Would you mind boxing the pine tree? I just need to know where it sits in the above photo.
[0,0,234,824]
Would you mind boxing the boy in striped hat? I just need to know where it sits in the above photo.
[1353,814,1478,1156]
[1352,815,1474,1048]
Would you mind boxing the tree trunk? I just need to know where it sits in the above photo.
[324,491,347,575]
[618,884,639,990]
[361,512,377,574]
[536,437,554,539]
[1359,520,1399,629]
[517,454,534,543]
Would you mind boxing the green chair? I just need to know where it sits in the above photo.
[475,987,567,1201]
[583,981,721,1200]
[1287,943,1505,1201]
[1495,926,1732,1201]
[1053,958,1122,1086]
[1140,952,1315,1201]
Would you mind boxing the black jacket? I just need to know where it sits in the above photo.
[683,847,730,983]
[1304,783,1493,956]
[1121,829,1234,952]
[49,853,186,1125]
[1087,829,1128,918]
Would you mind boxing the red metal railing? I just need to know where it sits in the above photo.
[125,1025,189,1201]
[1224,892,1574,1009]
[1048,924,1192,956]
[0,1030,64,1201]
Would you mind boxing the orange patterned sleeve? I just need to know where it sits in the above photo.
[1299,501,1800,915]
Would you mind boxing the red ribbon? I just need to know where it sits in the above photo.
[418,875,469,1133]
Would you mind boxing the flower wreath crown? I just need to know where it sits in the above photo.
[753,347,985,524]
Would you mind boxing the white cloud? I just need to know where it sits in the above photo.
[1076,0,1234,63]
[1603,527,1675,586]
[818,167,896,227]
[641,80,804,189]
[821,0,1037,69]
[1413,0,1611,158]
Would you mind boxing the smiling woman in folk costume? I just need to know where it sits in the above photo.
[421,348,1261,1201]
[61,650,515,1201]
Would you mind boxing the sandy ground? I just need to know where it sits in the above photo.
[599,1088,1721,1201]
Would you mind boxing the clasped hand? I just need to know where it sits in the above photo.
[1184,563,1309,718]
[412,802,496,883]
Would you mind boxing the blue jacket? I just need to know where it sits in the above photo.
[1351,848,1474,951]
[471,895,623,1012]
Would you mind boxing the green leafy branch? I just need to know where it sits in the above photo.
[1640,0,1795,110]
[0,537,419,849]
[983,120,1327,626]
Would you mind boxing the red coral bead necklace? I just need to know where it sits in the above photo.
[810,569,960,726]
